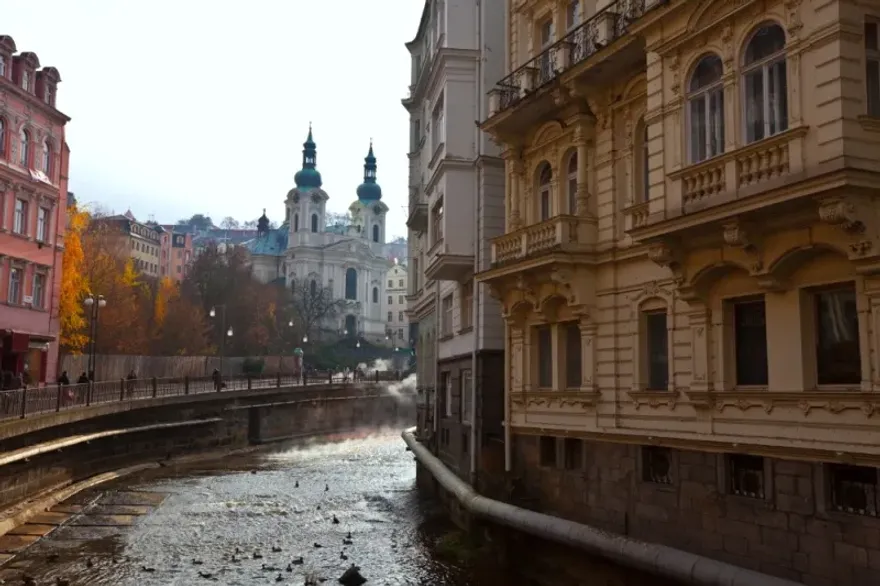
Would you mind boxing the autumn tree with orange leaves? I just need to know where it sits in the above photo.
[58,204,90,354]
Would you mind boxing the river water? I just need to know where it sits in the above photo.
[0,432,666,585]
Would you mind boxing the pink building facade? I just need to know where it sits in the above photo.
[159,228,193,283]
[0,35,70,386]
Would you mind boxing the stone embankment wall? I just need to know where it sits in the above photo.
[0,385,415,511]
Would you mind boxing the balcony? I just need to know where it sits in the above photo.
[424,238,474,282]
[630,126,809,239]
[483,0,649,138]
[407,187,428,232]
[489,215,592,268]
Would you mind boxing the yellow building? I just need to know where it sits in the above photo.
[478,0,880,582]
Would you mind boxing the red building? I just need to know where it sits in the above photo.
[158,227,193,283]
[0,35,70,386]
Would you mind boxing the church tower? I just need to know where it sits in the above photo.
[351,141,388,246]
[287,125,329,244]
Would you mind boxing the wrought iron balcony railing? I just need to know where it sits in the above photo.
[492,0,647,114]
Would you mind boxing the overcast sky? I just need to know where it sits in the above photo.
[5,0,424,239]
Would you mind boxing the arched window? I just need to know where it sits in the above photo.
[743,24,788,143]
[0,56,5,77]
[19,128,29,167]
[372,286,379,303]
[309,279,317,298]
[372,224,379,243]
[345,268,357,300]
[311,213,318,233]
[687,54,724,163]
[41,140,50,174]
[636,120,650,202]
[0,118,5,156]
[294,214,299,232]
[566,153,578,214]
[538,163,552,221]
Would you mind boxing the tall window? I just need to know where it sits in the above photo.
[431,199,444,244]
[733,298,768,385]
[345,314,357,335]
[567,153,578,214]
[538,18,554,84]
[344,268,358,300]
[399,311,404,321]
[0,56,5,77]
[294,214,299,232]
[8,267,22,304]
[743,24,788,144]
[538,164,552,221]
[21,70,29,91]
[537,326,553,388]
[688,55,725,163]
[309,279,317,297]
[460,369,473,424]
[441,294,453,336]
[19,128,29,167]
[565,322,582,388]
[460,280,473,329]
[0,118,5,156]
[372,224,379,243]
[36,207,48,242]
[444,372,453,417]
[388,311,393,321]
[310,213,318,233]
[815,284,860,385]
[431,92,445,153]
[637,120,650,202]
[866,22,880,117]
[566,0,581,30]
[13,198,27,234]
[41,140,51,174]
[644,310,668,390]
[372,286,378,303]
[32,272,45,309]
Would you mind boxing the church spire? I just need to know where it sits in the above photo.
[294,124,323,189]
[356,140,382,202]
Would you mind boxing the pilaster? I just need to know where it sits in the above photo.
[579,314,597,392]
[685,303,713,392]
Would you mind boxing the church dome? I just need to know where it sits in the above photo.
[356,142,382,202]
[294,126,323,189]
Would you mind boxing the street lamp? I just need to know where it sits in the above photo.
[302,335,308,344]
[356,339,361,349]
[83,294,107,381]
[210,305,230,378]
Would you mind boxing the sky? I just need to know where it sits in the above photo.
[5,0,425,240]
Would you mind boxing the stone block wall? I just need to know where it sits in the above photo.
[511,434,880,586]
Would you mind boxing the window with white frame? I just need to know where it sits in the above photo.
[538,163,552,221]
[566,153,578,214]
[443,372,453,417]
[431,92,445,154]
[21,70,29,91]
[41,140,51,175]
[36,207,48,241]
[866,21,880,117]
[8,266,22,304]
[460,369,473,424]
[460,280,473,330]
[538,18,554,84]
[0,118,5,156]
[32,272,45,309]
[441,294,453,336]
[19,128,29,167]
[13,198,27,234]
[687,54,725,163]
[743,24,788,144]
[431,199,444,245]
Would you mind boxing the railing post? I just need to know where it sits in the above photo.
[247,375,252,390]
[151,377,158,398]
[120,378,125,401]
[328,370,332,384]
[56,385,63,412]
[276,372,281,388]
[184,376,190,395]
[86,382,92,406]
[375,370,379,383]
[20,388,27,419]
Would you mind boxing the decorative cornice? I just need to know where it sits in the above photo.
[628,390,680,410]
[686,389,880,417]
[510,390,601,410]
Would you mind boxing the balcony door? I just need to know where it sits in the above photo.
[538,19,555,85]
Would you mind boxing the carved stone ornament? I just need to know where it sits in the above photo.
[784,0,803,38]
[817,196,864,233]
[628,390,679,411]
[511,391,601,410]
[686,389,880,418]
[668,53,681,95]
[721,23,734,66]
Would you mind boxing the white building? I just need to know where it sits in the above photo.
[403,0,506,479]
[245,128,392,344]
[383,262,409,347]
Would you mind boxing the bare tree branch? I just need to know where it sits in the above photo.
[288,278,345,340]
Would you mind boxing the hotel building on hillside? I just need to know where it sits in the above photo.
[404,0,507,485]
[477,0,880,583]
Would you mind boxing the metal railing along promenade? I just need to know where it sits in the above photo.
[0,370,404,423]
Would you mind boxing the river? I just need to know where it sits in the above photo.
[0,432,667,585]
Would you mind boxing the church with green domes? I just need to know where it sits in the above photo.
[243,127,394,345]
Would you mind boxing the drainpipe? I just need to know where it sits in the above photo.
[469,0,483,483]
[433,278,440,439]
[502,0,512,474]
[402,429,804,586]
